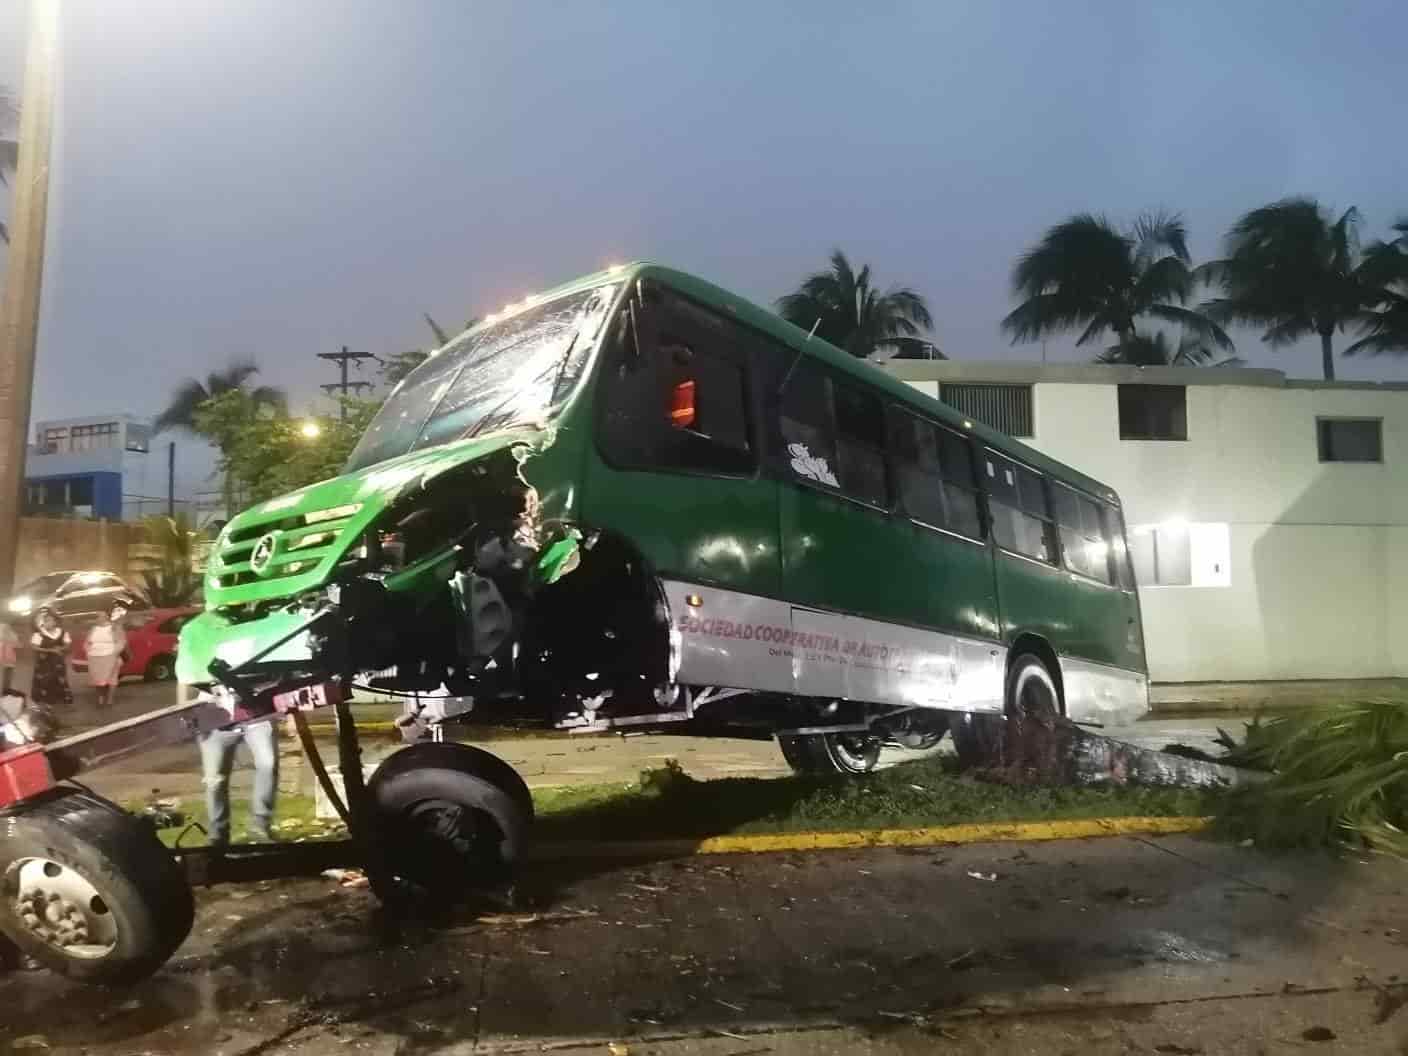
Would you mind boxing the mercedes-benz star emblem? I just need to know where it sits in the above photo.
[249,532,280,577]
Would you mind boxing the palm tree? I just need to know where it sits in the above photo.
[1094,331,1243,367]
[1199,197,1384,381]
[776,249,936,359]
[1346,220,1408,357]
[153,361,286,434]
[1002,211,1232,358]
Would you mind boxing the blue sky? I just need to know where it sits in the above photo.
[2,0,1407,471]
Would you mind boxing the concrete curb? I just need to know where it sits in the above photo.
[531,815,1211,861]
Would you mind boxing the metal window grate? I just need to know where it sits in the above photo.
[939,383,1033,438]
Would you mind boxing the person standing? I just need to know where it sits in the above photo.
[28,608,71,737]
[84,604,127,710]
[199,720,279,847]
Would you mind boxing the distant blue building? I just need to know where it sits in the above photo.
[24,415,154,520]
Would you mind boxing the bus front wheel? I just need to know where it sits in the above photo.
[778,733,882,776]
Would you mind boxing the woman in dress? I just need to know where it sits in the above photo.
[29,607,71,735]
[85,604,127,710]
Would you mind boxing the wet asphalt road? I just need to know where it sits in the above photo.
[3,836,1406,1054]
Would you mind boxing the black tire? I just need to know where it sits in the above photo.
[0,790,194,985]
[365,744,532,908]
[949,711,1005,769]
[778,733,882,775]
[949,654,1062,775]
[371,742,534,821]
[144,654,176,682]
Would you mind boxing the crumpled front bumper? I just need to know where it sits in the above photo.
[176,608,319,686]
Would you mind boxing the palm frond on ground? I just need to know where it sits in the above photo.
[1002,211,1231,356]
[776,249,935,359]
[1217,700,1408,859]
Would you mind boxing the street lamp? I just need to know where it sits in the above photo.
[299,421,322,439]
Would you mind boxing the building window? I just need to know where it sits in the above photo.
[940,383,1033,438]
[42,427,69,453]
[1118,385,1187,441]
[1317,418,1382,463]
[1128,521,1230,587]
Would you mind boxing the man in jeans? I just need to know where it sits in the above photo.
[199,720,279,846]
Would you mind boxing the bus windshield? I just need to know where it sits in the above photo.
[345,282,619,472]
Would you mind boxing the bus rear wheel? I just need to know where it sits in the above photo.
[0,790,194,985]
[778,733,882,776]
[949,653,1063,777]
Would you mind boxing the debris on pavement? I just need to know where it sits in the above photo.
[320,868,369,889]
[1301,1026,1337,1041]
[966,871,998,882]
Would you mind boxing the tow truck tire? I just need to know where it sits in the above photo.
[778,733,882,775]
[366,744,533,908]
[0,790,194,985]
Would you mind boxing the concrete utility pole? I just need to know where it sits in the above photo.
[0,0,59,596]
[317,345,376,419]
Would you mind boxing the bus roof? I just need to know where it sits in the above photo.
[504,262,1122,506]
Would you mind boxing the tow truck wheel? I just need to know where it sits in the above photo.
[0,790,194,985]
[778,733,882,775]
[365,743,533,909]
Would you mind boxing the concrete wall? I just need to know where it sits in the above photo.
[13,517,146,588]
[887,363,1408,683]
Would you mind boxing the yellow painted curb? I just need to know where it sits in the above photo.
[532,815,1211,861]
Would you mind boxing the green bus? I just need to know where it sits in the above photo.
[180,262,1148,777]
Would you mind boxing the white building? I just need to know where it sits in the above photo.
[885,361,1408,685]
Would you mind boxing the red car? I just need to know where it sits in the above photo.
[71,606,201,682]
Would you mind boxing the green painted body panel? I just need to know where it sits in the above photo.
[179,260,1146,692]
[993,552,1143,669]
[778,487,999,645]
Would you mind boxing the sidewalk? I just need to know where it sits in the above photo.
[2,835,1404,1053]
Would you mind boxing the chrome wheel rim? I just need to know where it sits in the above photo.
[7,858,119,960]
[830,734,880,772]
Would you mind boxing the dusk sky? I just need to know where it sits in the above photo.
[3,0,1407,496]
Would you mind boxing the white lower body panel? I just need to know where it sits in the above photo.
[1059,655,1150,726]
[665,581,1005,714]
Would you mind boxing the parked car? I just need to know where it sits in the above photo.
[4,570,144,626]
[71,606,199,682]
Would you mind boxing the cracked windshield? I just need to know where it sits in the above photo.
[1,2,1406,1054]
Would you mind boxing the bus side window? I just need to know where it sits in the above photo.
[1053,484,1114,584]
[985,450,1056,563]
[935,425,984,539]
[598,296,754,475]
[779,362,841,489]
[890,411,947,527]
[889,411,983,537]
[832,383,888,507]
[1109,505,1137,590]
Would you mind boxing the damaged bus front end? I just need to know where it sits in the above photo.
[179,271,679,737]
